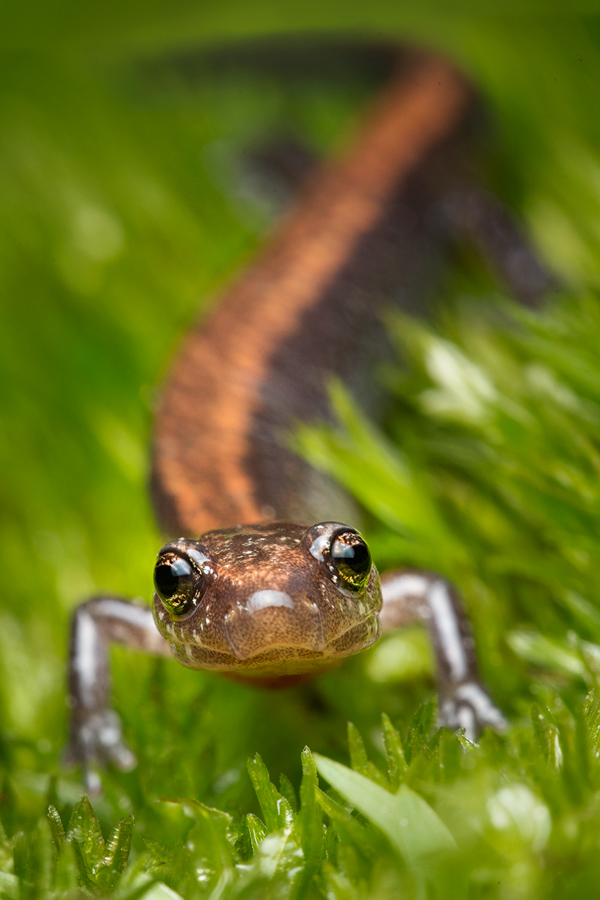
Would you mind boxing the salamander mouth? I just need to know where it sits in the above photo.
[224,604,380,662]
[167,611,379,671]
[327,612,380,655]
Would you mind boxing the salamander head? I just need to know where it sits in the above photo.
[152,521,381,680]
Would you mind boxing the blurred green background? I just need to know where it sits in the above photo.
[3,4,600,896]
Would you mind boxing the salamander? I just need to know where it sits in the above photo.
[66,46,549,793]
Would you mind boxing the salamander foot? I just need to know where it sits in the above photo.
[65,709,137,795]
[439,682,507,742]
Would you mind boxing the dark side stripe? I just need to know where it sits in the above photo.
[151,51,472,536]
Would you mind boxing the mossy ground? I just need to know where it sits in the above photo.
[1,7,600,898]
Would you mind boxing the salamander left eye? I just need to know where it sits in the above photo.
[153,540,212,618]
[304,522,373,592]
[330,532,372,589]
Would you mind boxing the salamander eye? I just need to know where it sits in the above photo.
[330,532,372,589]
[304,522,373,592]
[153,540,212,618]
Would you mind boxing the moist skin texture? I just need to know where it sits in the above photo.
[152,523,382,682]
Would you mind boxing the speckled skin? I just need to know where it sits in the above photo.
[152,523,381,679]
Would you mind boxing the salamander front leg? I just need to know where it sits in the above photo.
[65,595,172,794]
[380,570,506,740]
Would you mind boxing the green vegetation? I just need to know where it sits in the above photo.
[2,6,600,898]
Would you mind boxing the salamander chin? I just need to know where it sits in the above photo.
[152,521,382,674]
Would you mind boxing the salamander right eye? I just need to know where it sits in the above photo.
[153,540,213,618]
